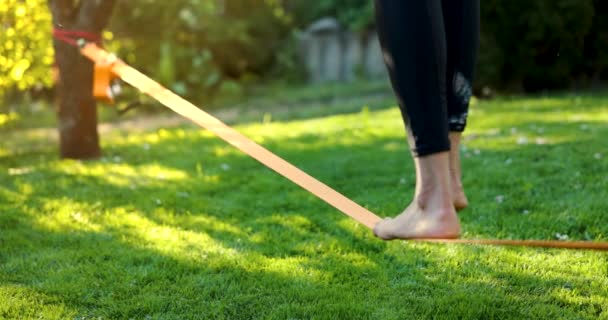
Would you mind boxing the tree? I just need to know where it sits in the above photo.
[48,0,116,159]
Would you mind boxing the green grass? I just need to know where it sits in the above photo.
[1,88,607,319]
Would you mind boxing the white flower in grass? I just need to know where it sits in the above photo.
[535,138,547,145]
[522,210,530,215]
[517,136,528,145]
[221,163,231,171]
[505,158,513,165]
[555,233,569,241]
[399,178,407,185]
[473,149,481,155]
[155,199,162,205]
[495,195,505,203]
[594,153,602,160]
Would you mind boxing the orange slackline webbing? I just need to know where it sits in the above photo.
[80,43,382,230]
[80,44,608,251]
[418,239,608,251]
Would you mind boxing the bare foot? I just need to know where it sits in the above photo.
[449,132,469,211]
[373,202,460,240]
[374,152,461,240]
[452,180,469,211]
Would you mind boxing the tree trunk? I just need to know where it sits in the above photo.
[53,36,101,159]
[49,0,116,159]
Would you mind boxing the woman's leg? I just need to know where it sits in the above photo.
[374,0,450,156]
[449,133,468,210]
[373,0,459,239]
[375,152,460,240]
[443,0,480,211]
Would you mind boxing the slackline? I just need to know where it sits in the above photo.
[79,43,608,251]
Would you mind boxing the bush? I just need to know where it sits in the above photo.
[0,0,53,110]
[478,0,595,92]
[291,0,605,93]
[110,0,292,104]
[287,0,374,31]
[2,0,607,108]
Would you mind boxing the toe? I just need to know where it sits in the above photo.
[373,218,393,240]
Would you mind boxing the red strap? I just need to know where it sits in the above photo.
[53,28,102,46]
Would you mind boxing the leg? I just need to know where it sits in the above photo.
[373,0,459,239]
[449,132,468,210]
[375,0,450,156]
[444,0,480,211]
[375,152,460,240]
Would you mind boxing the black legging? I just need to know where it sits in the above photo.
[375,0,480,156]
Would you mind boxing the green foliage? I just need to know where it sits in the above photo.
[291,0,606,92]
[0,0,53,107]
[2,0,608,109]
[110,0,291,103]
[288,0,374,31]
[1,89,608,318]
[583,0,608,78]
[1,0,291,106]
[478,0,596,91]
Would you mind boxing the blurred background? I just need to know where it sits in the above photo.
[1,0,607,121]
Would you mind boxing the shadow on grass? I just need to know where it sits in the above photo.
[1,108,607,318]
[2,202,605,319]
[2,112,607,244]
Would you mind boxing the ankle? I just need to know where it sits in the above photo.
[415,187,454,211]
[414,152,453,209]
[450,174,463,189]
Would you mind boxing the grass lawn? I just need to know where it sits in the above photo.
[1,86,607,319]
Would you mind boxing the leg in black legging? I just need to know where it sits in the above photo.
[444,0,479,132]
[374,0,449,157]
[373,0,479,240]
[374,0,479,155]
[443,0,480,211]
